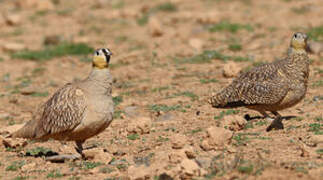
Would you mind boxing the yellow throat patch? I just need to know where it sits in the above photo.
[93,56,108,69]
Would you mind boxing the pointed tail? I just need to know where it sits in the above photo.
[208,85,247,108]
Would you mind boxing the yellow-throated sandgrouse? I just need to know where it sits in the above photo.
[209,32,309,131]
[11,48,114,160]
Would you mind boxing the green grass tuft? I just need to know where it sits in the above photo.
[12,42,94,61]
[127,134,140,140]
[312,80,323,88]
[209,21,253,33]
[6,161,25,171]
[200,78,218,84]
[47,170,63,178]
[155,2,177,12]
[81,161,102,170]
[307,26,323,41]
[113,96,123,106]
[174,50,251,64]
[309,123,322,135]
[228,43,242,51]
[148,104,184,112]
[238,164,254,174]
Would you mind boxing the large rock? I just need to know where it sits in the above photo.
[222,115,247,131]
[200,126,233,151]
[189,38,204,51]
[0,124,25,135]
[171,134,187,149]
[1,136,28,148]
[2,42,26,52]
[82,148,112,163]
[222,61,241,78]
[148,17,163,37]
[21,162,36,172]
[127,165,151,180]
[5,14,21,26]
[307,41,323,55]
[15,0,55,11]
[169,150,186,164]
[180,159,207,177]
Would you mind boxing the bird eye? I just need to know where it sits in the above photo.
[294,34,298,39]
[96,51,100,56]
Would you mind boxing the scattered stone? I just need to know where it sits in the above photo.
[171,134,187,149]
[180,159,206,177]
[36,0,55,11]
[15,0,54,10]
[127,116,152,134]
[156,113,175,122]
[156,173,173,180]
[44,35,64,46]
[196,12,218,24]
[189,38,204,51]
[21,162,36,172]
[124,106,139,118]
[2,42,26,52]
[1,137,28,148]
[15,0,38,8]
[5,14,21,26]
[0,112,10,119]
[183,146,195,159]
[133,153,154,166]
[0,124,25,135]
[83,148,112,163]
[195,157,212,169]
[307,41,323,55]
[222,115,247,131]
[148,17,163,37]
[222,61,241,78]
[169,150,186,164]
[20,86,37,95]
[127,165,151,180]
[0,14,7,26]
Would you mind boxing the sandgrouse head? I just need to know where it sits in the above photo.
[290,32,308,51]
[92,48,112,69]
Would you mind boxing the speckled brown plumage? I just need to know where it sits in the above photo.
[209,32,309,131]
[11,48,114,160]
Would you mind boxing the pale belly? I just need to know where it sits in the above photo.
[248,83,307,112]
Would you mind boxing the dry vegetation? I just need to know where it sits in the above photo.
[0,0,322,179]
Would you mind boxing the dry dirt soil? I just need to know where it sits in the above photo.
[0,0,322,179]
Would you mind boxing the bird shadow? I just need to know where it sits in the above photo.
[244,114,297,121]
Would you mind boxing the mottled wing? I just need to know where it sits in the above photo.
[40,83,86,134]
[237,61,282,82]
[237,80,288,105]
[210,60,289,107]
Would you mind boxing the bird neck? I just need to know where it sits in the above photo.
[288,47,306,55]
[86,68,113,91]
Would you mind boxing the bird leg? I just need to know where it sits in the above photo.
[259,111,274,122]
[266,111,284,131]
[45,141,84,162]
[75,141,85,158]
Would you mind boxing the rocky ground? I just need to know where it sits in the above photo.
[0,0,322,179]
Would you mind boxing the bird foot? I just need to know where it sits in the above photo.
[266,118,284,132]
[45,153,82,162]
[265,117,275,122]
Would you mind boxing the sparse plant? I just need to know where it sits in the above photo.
[6,161,25,171]
[12,42,94,61]
[46,170,63,178]
[208,21,253,33]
